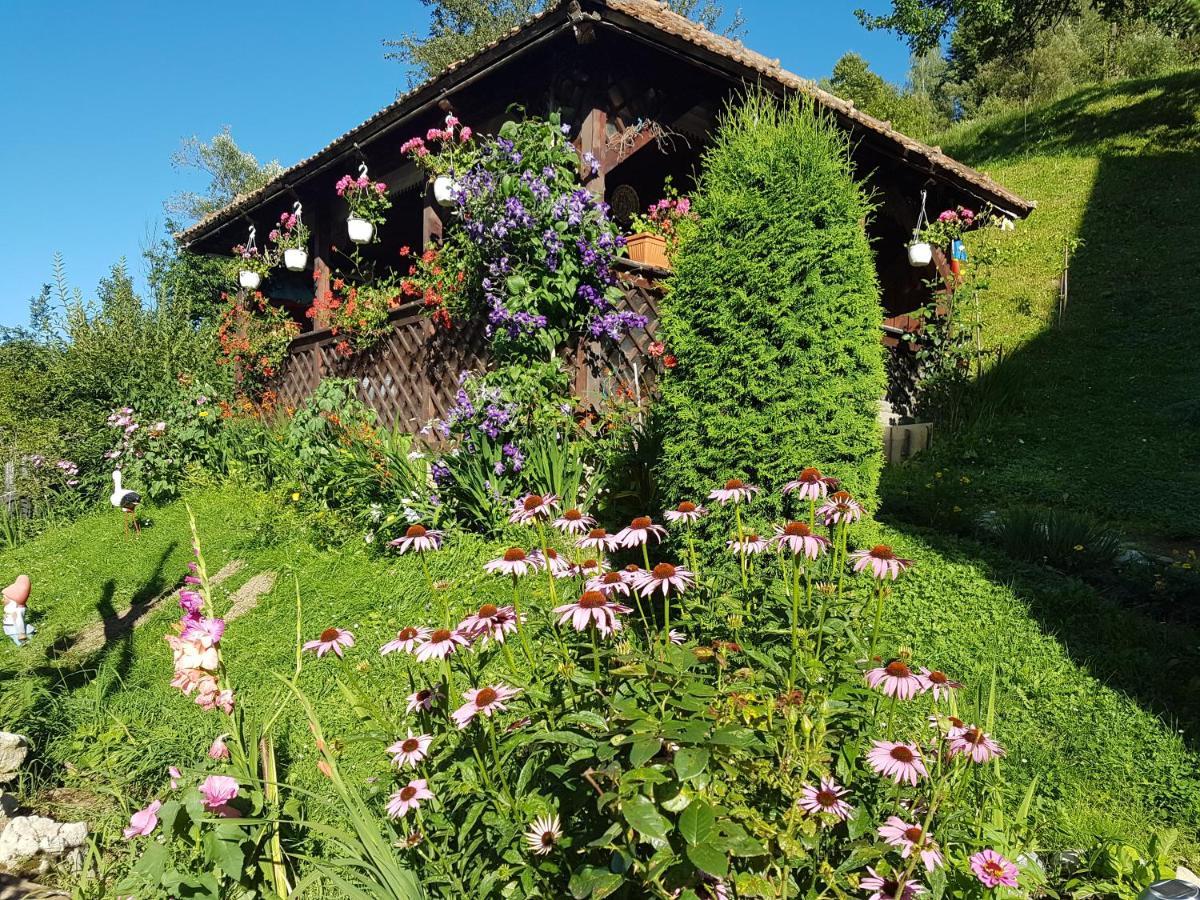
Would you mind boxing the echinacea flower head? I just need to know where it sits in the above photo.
[303,627,355,658]
[451,683,522,728]
[708,478,760,505]
[877,817,944,871]
[530,547,572,577]
[664,501,708,524]
[970,849,1019,889]
[727,533,769,555]
[782,467,835,501]
[123,799,161,839]
[570,558,607,579]
[415,627,470,662]
[615,515,667,548]
[865,660,925,700]
[771,521,831,559]
[948,725,1005,763]
[634,562,695,597]
[797,777,853,821]
[588,570,632,596]
[917,667,962,700]
[509,492,558,524]
[381,625,432,655]
[668,628,686,645]
[860,866,925,900]
[387,731,433,768]
[866,740,928,785]
[389,524,444,554]
[818,490,863,526]
[577,527,620,553]
[386,778,434,818]
[199,775,239,815]
[406,686,442,713]
[523,813,562,856]
[458,603,520,644]
[554,591,632,637]
[485,547,537,577]
[850,545,914,580]
[553,508,596,535]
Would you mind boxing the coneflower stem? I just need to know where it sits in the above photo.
[869,583,886,660]
[590,628,601,681]
[686,530,700,585]
[536,523,559,607]
[510,577,536,671]
[734,505,748,594]
[789,557,802,689]
[419,553,446,625]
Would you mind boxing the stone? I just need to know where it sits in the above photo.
[1178,866,1200,888]
[0,791,16,824]
[0,735,28,784]
[0,815,87,870]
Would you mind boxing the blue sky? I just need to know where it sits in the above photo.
[0,0,908,328]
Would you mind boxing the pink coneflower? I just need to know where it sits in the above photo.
[797,777,853,821]
[634,562,695,597]
[782,467,835,501]
[123,799,161,839]
[948,725,1005,763]
[554,590,631,637]
[850,545,914,580]
[615,515,667,548]
[727,533,769,555]
[877,817,944,871]
[553,508,595,535]
[588,570,632,596]
[388,524,444,553]
[860,867,925,900]
[569,558,608,579]
[199,775,239,816]
[387,731,433,768]
[664,501,708,524]
[771,521,831,559]
[451,683,522,728]
[406,687,443,713]
[970,849,1019,889]
[865,660,925,700]
[414,627,470,662]
[509,492,558,524]
[523,813,562,855]
[577,527,620,553]
[917,667,962,700]
[208,734,230,761]
[818,490,863,526]
[457,604,519,644]
[866,740,928,785]
[530,547,572,577]
[708,478,760,505]
[668,628,686,644]
[303,627,355,658]
[485,547,537,577]
[380,625,432,655]
[386,778,434,818]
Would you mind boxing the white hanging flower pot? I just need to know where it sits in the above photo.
[283,248,308,272]
[347,216,375,244]
[907,241,933,267]
[432,175,460,207]
[238,270,262,290]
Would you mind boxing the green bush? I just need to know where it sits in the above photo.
[656,92,886,531]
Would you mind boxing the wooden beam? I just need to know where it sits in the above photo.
[578,107,607,197]
[311,211,331,330]
[600,122,659,175]
[422,183,444,250]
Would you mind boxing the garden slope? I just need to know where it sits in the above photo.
[0,486,1197,872]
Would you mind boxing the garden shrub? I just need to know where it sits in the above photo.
[656,92,887,534]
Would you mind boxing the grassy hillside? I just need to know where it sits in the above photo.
[885,70,1200,540]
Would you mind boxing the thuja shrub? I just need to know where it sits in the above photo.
[656,92,886,532]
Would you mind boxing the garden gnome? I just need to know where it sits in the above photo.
[2,575,34,646]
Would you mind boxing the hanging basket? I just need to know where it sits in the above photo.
[907,242,933,267]
[283,248,309,272]
[347,216,375,244]
[432,175,460,207]
[238,270,262,290]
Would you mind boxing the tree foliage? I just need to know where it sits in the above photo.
[165,126,283,227]
[824,52,950,139]
[655,92,886,530]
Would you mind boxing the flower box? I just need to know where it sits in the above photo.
[626,233,670,269]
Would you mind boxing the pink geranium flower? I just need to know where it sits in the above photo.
[457,604,520,644]
[577,527,620,553]
[818,489,864,526]
[614,516,667,548]
[708,478,760,506]
[866,740,928,785]
[414,628,469,662]
[865,660,925,700]
[917,667,962,700]
[387,731,433,768]
[850,545,914,580]
[485,547,537,577]
[509,492,558,524]
[771,521,831,559]
[860,867,925,900]
[970,849,1019,889]
[199,775,239,816]
[386,778,434,818]
[664,501,707,524]
[123,799,161,839]
[948,725,1005,763]
[451,684,522,729]
[782,467,836,501]
[381,625,432,656]
[633,562,695,597]
[553,508,596,535]
[877,817,944,871]
[797,777,853,821]
[406,687,443,713]
[553,591,632,637]
[303,627,355,658]
[388,524,444,553]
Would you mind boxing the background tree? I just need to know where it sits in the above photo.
[165,126,283,227]
[823,51,949,138]
[386,0,745,81]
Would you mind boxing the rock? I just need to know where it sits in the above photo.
[1178,866,1200,888]
[0,816,87,870]
[0,792,16,824]
[0,735,28,784]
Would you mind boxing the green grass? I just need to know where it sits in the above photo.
[885,69,1200,540]
[1,484,1198,882]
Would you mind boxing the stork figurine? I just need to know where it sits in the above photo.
[110,470,142,536]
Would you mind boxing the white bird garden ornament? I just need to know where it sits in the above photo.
[110,470,142,536]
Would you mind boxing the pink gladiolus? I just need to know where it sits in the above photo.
[123,799,161,839]
[208,734,230,761]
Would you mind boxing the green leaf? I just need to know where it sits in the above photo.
[629,738,661,769]
[203,831,246,881]
[622,794,671,843]
[133,840,168,880]
[679,800,717,846]
[673,747,710,781]
[687,842,729,878]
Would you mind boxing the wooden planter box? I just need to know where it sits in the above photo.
[626,232,670,269]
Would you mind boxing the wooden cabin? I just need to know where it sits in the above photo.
[177,0,1034,436]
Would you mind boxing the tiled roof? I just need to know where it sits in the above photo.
[177,0,1032,246]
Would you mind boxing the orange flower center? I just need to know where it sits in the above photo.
[582,559,598,569]
[927,671,948,685]
[319,627,340,642]
[405,524,427,538]
[677,501,697,513]
[523,494,544,511]
[564,509,582,520]
[398,627,418,640]
[625,564,641,573]
[477,604,499,618]
[783,521,812,537]
[475,687,498,707]
[430,629,452,642]
[724,479,745,490]
[401,738,420,753]
[652,563,677,579]
[399,786,417,801]
[545,548,559,560]
[816,789,838,808]
[983,861,1004,878]
[631,516,652,529]
[885,660,912,678]
[746,534,761,543]
[948,716,965,729]
[890,745,915,763]
[964,727,985,744]
[503,547,526,562]
[870,545,896,560]
[601,572,623,585]
[800,467,822,482]
[587,528,607,539]
[579,591,607,609]
[904,826,923,842]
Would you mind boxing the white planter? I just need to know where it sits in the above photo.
[433,175,460,207]
[347,216,375,244]
[907,241,933,267]
[238,270,262,290]
[283,248,308,271]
